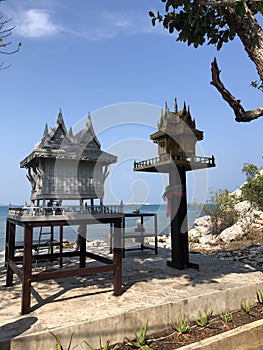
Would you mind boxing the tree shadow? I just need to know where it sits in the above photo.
[27,244,263,312]
[0,317,38,350]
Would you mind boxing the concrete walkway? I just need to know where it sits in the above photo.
[0,245,263,349]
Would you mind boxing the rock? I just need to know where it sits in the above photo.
[234,201,251,214]
[188,228,202,243]
[190,215,213,237]
[255,256,263,264]
[219,223,244,243]
[198,234,219,246]
[193,215,212,229]
[86,239,104,247]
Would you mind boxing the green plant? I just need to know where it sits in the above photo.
[203,189,239,235]
[257,290,263,304]
[125,319,152,349]
[83,338,119,350]
[171,311,190,335]
[195,310,213,328]
[241,300,251,314]
[241,173,263,211]
[50,331,74,350]
[242,163,259,181]
[219,312,232,323]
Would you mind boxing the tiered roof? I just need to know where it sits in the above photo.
[20,110,117,168]
[151,99,203,141]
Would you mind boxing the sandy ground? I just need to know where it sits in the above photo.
[0,244,263,344]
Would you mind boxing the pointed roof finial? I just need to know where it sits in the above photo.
[43,123,49,137]
[183,101,187,112]
[174,98,178,113]
[165,101,168,111]
[86,112,91,128]
[68,127,73,139]
[57,108,63,124]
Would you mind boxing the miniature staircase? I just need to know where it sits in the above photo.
[35,227,58,268]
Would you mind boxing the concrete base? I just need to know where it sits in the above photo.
[180,319,263,350]
[0,248,263,349]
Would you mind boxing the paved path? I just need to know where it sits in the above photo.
[0,245,262,348]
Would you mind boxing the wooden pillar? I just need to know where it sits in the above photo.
[140,215,144,251]
[79,226,86,268]
[59,225,63,268]
[167,165,198,270]
[154,214,158,255]
[6,220,15,286]
[50,226,54,255]
[113,219,122,296]
[21,224,33,314]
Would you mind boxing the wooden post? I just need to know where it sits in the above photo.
[113,219,122,296]
[21,224,33,314]
[140,215,144,251]
[6,220,15,286]
[167,165,198,270]
[59,225,63,268]
[79,226,86,268]
[154,214,158,255]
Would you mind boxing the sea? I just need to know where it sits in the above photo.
[0,204,204,254]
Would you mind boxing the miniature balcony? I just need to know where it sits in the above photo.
[133,154,215,173]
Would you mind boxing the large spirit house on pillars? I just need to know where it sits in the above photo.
[5,110,123,315]
[134,99,215,269]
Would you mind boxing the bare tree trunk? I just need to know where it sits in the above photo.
[226,6,263,81]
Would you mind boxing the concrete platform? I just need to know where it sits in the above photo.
[0,245,263,349]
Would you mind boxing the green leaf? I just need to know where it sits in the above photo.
[234,1,246,17]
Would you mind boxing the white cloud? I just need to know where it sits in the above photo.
[15,9,62,38]
[67,10,160,42]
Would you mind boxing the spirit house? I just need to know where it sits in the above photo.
[134,99,215,269]
[6,110,123,315]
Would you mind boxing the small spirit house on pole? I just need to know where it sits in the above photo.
[134,99,215,269]
[20,110,117,210]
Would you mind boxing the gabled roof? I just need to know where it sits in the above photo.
[20,110,117,168]
[74,113,101,148]
[151,99,203,141]
[38,109,70,150]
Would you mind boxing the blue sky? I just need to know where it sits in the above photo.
[0,0,262,205]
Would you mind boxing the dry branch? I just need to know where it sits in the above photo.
[210,57,263,122]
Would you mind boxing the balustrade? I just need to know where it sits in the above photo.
[8,204,122,218]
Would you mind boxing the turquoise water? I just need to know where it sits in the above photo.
[0,204,203,253]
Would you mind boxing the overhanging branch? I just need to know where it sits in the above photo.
[210,57,263,122]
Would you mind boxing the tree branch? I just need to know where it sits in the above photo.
[210,57,263,122]
[197,0,236,7]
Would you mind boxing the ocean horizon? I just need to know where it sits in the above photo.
[0,203,204,253]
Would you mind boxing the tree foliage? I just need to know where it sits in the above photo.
[242,163,259,180]
[241,165,263,210]
[150,0,263,50]
[149,1,263,122]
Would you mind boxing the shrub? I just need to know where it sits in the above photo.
[203,189,239,235]
[241,173,263,211]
